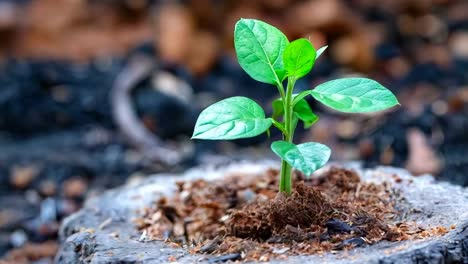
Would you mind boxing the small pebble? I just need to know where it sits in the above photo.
[10,230,27,248]
[38,180,57,197]
[237,188,256,203]
[9,166,39,189]
[63,178,88,198]
[40,198,57,222]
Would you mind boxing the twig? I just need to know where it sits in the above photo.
[111,55,182,166]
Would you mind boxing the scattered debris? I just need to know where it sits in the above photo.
[207,253,241,263]
[99,218,113,231]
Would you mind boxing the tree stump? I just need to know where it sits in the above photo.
[55,161,468,263]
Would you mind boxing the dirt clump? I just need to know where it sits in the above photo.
[135,167,443,261]
[229,183,333,241]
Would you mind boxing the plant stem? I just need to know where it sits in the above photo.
[276,81,286,101]
[271,119,288,135]
[279,77,296,194]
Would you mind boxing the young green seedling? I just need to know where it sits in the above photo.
[192,19,399,194]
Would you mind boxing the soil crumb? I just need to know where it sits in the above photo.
[135,167,446,261]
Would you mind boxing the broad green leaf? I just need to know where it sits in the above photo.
[315,45,328,59]
[234,19,289,85]
[311,78,399,113]
[192,96,272,140]
[272,97,318,128]
[271,141,331,176]
[283,38,316,79]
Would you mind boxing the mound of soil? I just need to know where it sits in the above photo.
[135,167,447,261]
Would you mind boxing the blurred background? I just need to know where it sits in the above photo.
[0,0,467,262]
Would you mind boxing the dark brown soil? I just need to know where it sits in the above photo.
[135,167,447,261]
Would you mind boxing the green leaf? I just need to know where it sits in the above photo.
[272,96,318,128]
[283,38,316,79]
[234,19,289,85]
[271,141,331,176]
[292,90,313,106]
[315,45,328,59]
[192,96,272,140]
[311,78,399,113]
[293,99,318,128]
[271,97,285,120]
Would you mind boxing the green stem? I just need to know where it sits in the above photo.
[279,160,292,193]
[279,77,296,194]
[270,119,288,135]
[276,82,286,102]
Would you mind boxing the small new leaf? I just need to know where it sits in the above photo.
[192,97,272,140]
[311,78,400,113]
[234,19,289,85]
[315,45,328,59]
[271,98,285,120]
[293,99,318,128]
[271,141,331,176]
[283,39,316,79]
[272,97,318,129]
